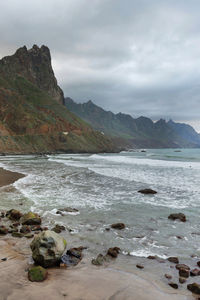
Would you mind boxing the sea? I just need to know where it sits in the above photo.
[0,149,200,265]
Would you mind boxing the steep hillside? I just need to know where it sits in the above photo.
[64,97,200,148]
[0,46,114,154]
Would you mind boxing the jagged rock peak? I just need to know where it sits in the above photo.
[0,45,64,104]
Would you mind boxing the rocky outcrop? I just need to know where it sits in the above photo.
[30,230,67,267]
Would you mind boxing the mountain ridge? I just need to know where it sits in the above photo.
[64,97,200,149]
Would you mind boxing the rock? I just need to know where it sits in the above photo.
[136,264,144,269]
[52,224,65,233]
[168,213,186,222]
[8,228,18,234]
[61,247,84,267]
[138,189,157,194]
[92,254,105,266]
[105,228,110,231]
[6,209,23,221]
[58,207,79,213]
[28,266,48,282]
[30,225,42,231]
[24,233,34,239]
[11,232,24,238]
[179,268,190,278]
[168,282,178,289]
[176,264,190,271]
[111,223,125,230]
[197,261,200,268]
[168,257,179,264]
[20,225,31,234]
[165,274,172,280]
[179,277,186,284]
[187,283,200,295]
[1,257,7,261]
[21,212,41,225]
[147,255,156,259]
[0,226,8,235]
[107,247,120,258]
[190,269,200,276]
[12,222,20,227]
[30,230,66,267]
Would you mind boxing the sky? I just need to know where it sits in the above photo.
[0,0,200,131]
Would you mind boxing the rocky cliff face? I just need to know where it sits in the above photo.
[0,46,114,154]
[0,45,64,104]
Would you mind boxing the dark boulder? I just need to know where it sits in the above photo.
[168,213,186,222]
[168,282,178,289]
[21,212,41,225]
[179,268,189,278]
[0,226,8,235]
[60,247,84,267]
[176,264,190,271]
[168,257,179,264]
[111,223,125,230]
[52,224,65,233]
[107,247,120,258]
[136,264,144,269]
[190,269,200,276]
[6,209,23,221]
[138,189,157,194]
[187,283,200,294]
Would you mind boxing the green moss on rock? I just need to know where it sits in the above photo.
[28,266,48,282]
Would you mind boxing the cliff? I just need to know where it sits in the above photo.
[0,46,114,154]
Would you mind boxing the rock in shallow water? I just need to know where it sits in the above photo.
[187,283,200,294]
[28,266,48,282]
[30,230,67,267]
[107,247,120,258]
[21,212,41,225]
[168,213,186,222]
[138,188,157,194]
[167,257,179,264]
[111,223,125,230]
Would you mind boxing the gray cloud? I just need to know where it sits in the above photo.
[0,0,200,130]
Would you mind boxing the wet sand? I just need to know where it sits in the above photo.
[0,167,25,187]
[0,238,193,300]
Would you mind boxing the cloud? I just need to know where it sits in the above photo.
[0,0,200,129]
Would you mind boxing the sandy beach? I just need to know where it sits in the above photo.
[0,167,25,188]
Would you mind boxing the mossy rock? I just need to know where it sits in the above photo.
[28,266,48,282]
[21,212,41,225]
[11,232,24,238]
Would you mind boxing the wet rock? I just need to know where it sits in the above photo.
[176,236,183,240]
[176,264,190,271]
[138,189,157,194]
[30,225,42,231]
[105,227,110,231]
[52,224,65,233]
[179,268,190,278]
[147,255,156,260]
[187,283,200,295]
[190,269,200,276]
[1,257,7,261]
[20,225,31,234]
[92,254,105,266]
[107,247,120,258]
[179,277,186,284]
[197,261,200,268]
[24,233,34,239]
[168,282,178,289]
[21,212,41,225]
[12,232,24,238]
[165,274,172,280]
[0,226,8,235]
[30,230,66,267]
[58,207,79,213]
[168,257,179,264]
[6,209,23,221]
[111,223,125,230]
[28,266,48,282]
[136,264,144,269]
[61,247,84,267]
[168,213,186,222]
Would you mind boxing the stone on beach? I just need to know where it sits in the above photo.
[176,264,190,271]
[187,283,200,294]
[138,189,157,194]
[0,226,8,235]
[21,212,41,225]
[111,223,125,230]
[167,257,179,264]
[61,247,84,267]
[92,254,105,266]
[107,247,120,258]
[168,213,186,222]
[30,230,67,267]
[190,268,200,276]
[52,224,65,233]
[179,277,186,284]
[168,282,178,289]
[136,264,144,269]
[6,209,23,221]
[179,268,189,278]
[28,266,48,282]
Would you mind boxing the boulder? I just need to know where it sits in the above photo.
[168,257,179,264]
[168,213,186,222]
[136,264,144,269]
[92,254,105,266]
[21,212,41,225]
[197,261,200,268]
[187,283,200,294]
[0,226,8,235]
[176,264,190,271]
[57,207,79,214]
[190,269,200,276]
[168,282,178,289]
[30,230,66,267]
[28,266,48,282]
[107,247,120,258]
[111,223,125,230]
[6,209,23,221]
[138,189,157,194]
[179,277,186,284]
[179,268,189,278]
[60,247,84,267]
[52,224,65,233]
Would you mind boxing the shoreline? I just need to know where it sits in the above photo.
[0,237,193,300]
[0,167,25,188]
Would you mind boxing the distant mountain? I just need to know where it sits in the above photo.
[0,46,114,154]
[64,97,200,148]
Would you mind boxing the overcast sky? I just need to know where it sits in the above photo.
[0,0,200,131]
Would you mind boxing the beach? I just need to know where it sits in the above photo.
[0,167,25,188]
[0,151,200,299]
